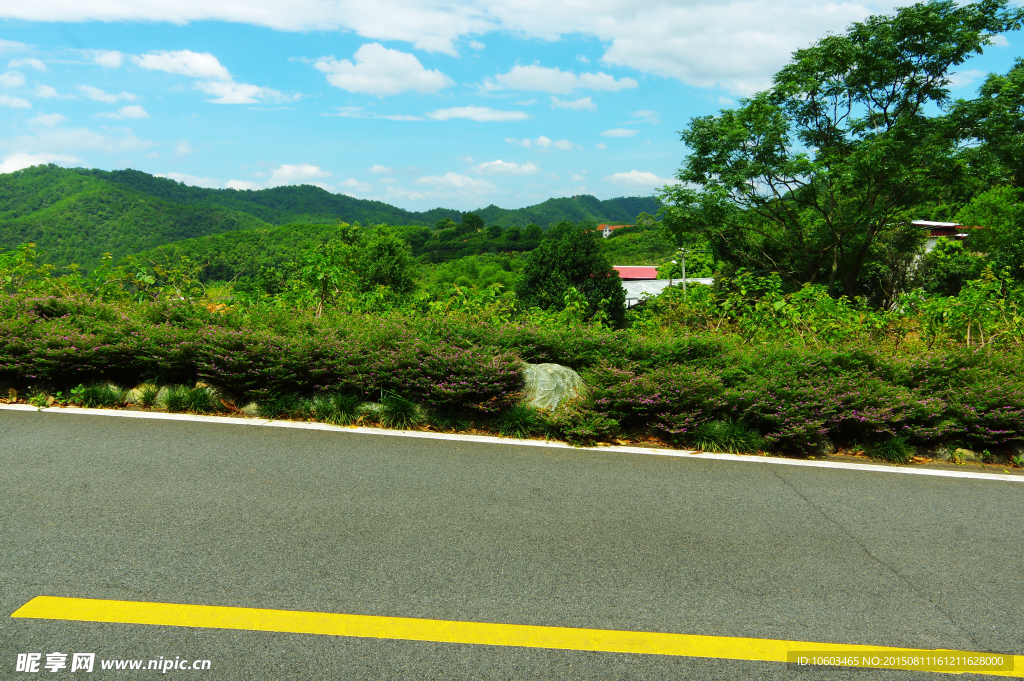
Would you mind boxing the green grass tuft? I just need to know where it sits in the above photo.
[138,384,159,407]
[692,420,766,453]
[429,409,470,432]
[80,383,126,408]
[311,392,362,425]
[497,404,542,439]
[378,392,422,430]
[867,436,914,464]
[163,385,218,414]
[258,393,301,419]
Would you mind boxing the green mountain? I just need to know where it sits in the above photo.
[95,168,660,227]
[0,166,268,270]
[474,195,659,227]
[0,165,662,270]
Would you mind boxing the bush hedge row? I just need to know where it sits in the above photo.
[3,294,1023,453]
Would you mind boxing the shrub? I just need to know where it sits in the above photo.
[590,363,725,441]
[543,398,620,445]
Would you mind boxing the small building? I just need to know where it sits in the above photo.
[600,224,631,238]
[913,220,980,252]
[613,265,659,280]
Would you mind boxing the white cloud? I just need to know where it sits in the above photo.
[576,54,590,63]
[194,80,291,104]
[0,0,915,95]
[629,110,660,124]
[571,173,586,181]
[469,40,485,50]
[551,96,596,111]
[596,142,606,150]
[224,163,333,191]
[133,50,294,104]
[604,170,679,188]
[0,39,29,53]
[34,85,61,98]
[948,69,987,90]
[226,179,261,190]
[476,159,539,174]
[426,106,529,122]
[89,50,125,68]
[8,58,44,71]
[482,65,637,94]
[77,85,136,103]
[174,140,194,155]
[506,135,576,150]
[156,172,221,188]
[415,172,494,191]
[0,94,31,108]
[601,128,640,137]
[331,107,423,120]
[1,126,152,154]
[990,34,1010,47]
[368,164,393,173]
[0,152,81,174]
[270,163,330,182]
[314,43,452,96]
[338,177,372,193]
[515,99,537,106]
[29,112,66,127]
[133,50,231,80]
[98,104,150,119]
[0,71,25,88]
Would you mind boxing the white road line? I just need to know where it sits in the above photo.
[2,403,1021,483]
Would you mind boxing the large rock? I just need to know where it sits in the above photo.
[522,363,584,411]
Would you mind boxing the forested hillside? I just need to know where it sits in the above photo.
[0,165,661,269]
[0,168,268,269]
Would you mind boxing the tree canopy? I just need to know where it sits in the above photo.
[659,0,1024,303]
[516,224,626,327]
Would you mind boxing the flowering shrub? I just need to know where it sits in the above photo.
[2,293,1023,454]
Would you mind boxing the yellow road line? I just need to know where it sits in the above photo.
[11,596,1022,677]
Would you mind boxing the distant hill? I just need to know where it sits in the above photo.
[0,165,662,269]
[0,167,267,270]
[475,195,659,227]
[96,168,661,227]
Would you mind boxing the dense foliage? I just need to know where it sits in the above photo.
[0,165,660,270]
[659,0,1024,306]
[3,1,1024,463]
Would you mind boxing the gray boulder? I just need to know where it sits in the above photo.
[522,363,584,410]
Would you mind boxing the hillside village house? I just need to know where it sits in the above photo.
[913,220,981,251]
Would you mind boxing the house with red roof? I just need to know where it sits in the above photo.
[599,224,631,238]
[613,266,659,280]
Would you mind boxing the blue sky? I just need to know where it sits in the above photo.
[0,1,1020,211]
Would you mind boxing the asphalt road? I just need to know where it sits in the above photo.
[1,409,1021,680]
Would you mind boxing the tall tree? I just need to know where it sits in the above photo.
[516,224,626,327]
[950,58,1024,189]
[659,0,1024,298]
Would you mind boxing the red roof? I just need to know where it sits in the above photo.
[613,266,659,280]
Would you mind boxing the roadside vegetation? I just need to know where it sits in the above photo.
[2,0,1024,468]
